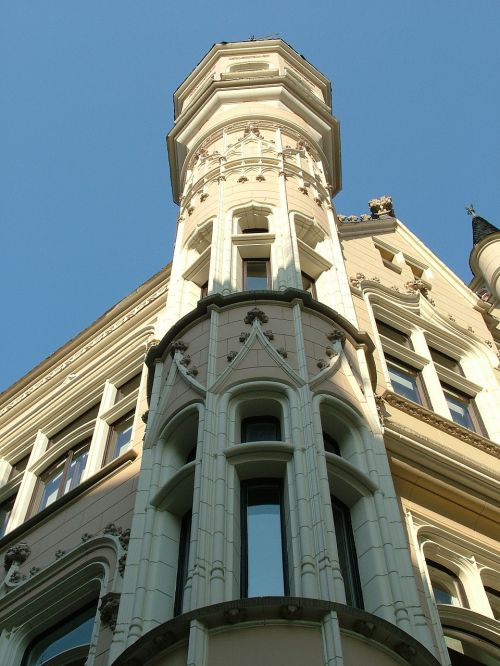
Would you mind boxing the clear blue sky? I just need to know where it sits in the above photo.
[1,1,499,391]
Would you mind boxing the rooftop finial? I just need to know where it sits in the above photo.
[466,204,476,217]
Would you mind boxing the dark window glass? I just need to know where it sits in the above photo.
[106,412,134,461]
[0,495,16,537]
[301,272,317,298]
[241,416,281,442]
[36,442,90,513]
[442,386,482,433]
[386,357,424,405]
[185,446,197,464]
[429,348,463,375]
[115,373,141,402]
[22,601,97,666]
[376,321,412,348]
[241,227,268,234]
[243,259,270,290]
[331,496,363,608]
[485,586,500,620]
[323,432,341,456]
[241,480,287,597]
[9,454,30,481]
[174,510,192,616]
[426,560,463,606]
[200,282,208,298]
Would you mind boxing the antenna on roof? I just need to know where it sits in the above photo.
[248,34,281,41]
[465,204,476,216]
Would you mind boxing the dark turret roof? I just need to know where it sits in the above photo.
[472,214,500,246]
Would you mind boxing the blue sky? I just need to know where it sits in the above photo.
[1,1,499,391]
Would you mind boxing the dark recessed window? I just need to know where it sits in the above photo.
[429,348,463,375]
[21,600,97,666]
[386,357,426,406]
[8,454,30,481]
[331,496,363,608]
[200,281,208,298]
[301,272,317,298]
[115,373,141,403]
[376,320,412,349]
[243,259,271,290]
[442,385,483,434]
[485,586,500,620]
[106,412,134,462]
[185,446,197,464]
[241,227,268,234]
[34,441,90,513]
[323,432,341,456]
[174,510,192,616]
[0,495,16,537]
[241,416,281,443]
[241,480,288,598]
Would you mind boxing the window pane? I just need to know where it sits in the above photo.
[244,484,285,597]
[174,510,192,615]
[387,362,422,404]
[376,321,412,348]
[444,391,474,430]
[39,467,64,511]
[24,602,96,666]
[245,260,269,290]
[331,496,363,608]
[241,417,281,442]
[0,495,16,537]
[64,446,89,494]
[108,413,134,460]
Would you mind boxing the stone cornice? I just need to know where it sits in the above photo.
[0,267,170,418]
[112,596,440,666]
[382,391,499,458]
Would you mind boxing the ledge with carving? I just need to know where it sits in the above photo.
[381,390,500,459]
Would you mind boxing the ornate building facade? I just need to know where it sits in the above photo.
[0,39,498,666]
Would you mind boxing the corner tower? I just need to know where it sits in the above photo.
[113,41,440,666]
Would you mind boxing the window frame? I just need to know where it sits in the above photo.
[441,383,486,435]
[426,559,466,607]
[241,415,282,443]
[240,478,288,598]
[330,495,364,608]
[386,355,428,407]
[29,440,91,516]
[104,410,135,463]
[242,257,271,290]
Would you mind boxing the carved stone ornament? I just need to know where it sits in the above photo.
[237,176,248,183]
[278,170,287,179]
[317,359,328,370]
[327,329,346,344]
[171,340,189,355]
[325,346,338,359]
[350,273,366,288]
[99,592,121,631]
[374,395,386,426]
[395,642,417,661]
[368,195,394,218]
[298,186,309,196]
[244,307,269,325]
[29,567,41,577]
[280,604,302,620]
[314,196,323,206]
[9,571,26,584]
[200,192,209,202]
[103,523,123,537]
[354,620,375,638]
[187,206,195,216]
[338,213,372,224]
[256,174,266,182]
[217,175,226,183]
[224,607,246,624]
[4,542,31,570]
[263,330,274,340]
[227,351,238,362]
[179,355,191,367]
[405,279,430,299]
[141,410,149,424]
[118,554,127,577]
[277,348,288,358]
[119,529,131,551]
[55,549,66,559]
[81,533,93,543]
[146,338,160,351]
[186,366,199,377]
[239,331,250,343]
[448,314,456,323]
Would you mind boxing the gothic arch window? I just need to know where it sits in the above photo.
[237,396,284,445]
[426,559,466,607]
[160,407,200,474]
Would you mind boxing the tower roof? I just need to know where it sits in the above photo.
[472,214,500,246]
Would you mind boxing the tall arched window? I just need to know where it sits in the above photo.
[174,510,192,616]
[241,479,288,597]
[22,600,97,666]
[331,496,363,608]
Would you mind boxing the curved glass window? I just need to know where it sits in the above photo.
[426,560,464,606]
[241,416,281,442]
[331,496,363,608]
[174,510,192,616]
[22,601,97,666]
[241,480,287,597]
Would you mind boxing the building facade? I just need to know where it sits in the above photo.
[0,39,498,666]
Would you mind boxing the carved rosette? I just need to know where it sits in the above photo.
[244,308,269,325]
[4,543,31,571]
[171,340,189,355]
[368,195,394,218]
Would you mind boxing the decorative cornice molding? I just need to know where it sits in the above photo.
[383,391,500,458]
[0,284,168,418]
